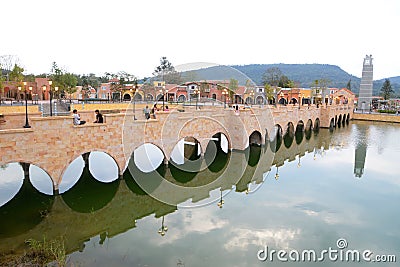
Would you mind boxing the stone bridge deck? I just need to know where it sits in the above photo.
[0,104,353,190]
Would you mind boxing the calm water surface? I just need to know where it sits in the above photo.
[0,121,399,266]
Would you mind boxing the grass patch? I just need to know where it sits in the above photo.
[0,237,68,266]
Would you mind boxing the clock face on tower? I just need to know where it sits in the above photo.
[365,59,370,65]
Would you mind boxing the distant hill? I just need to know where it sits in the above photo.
[179,63,400,96]
[230,64,400,96]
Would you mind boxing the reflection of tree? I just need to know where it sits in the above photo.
[0,164,8,170]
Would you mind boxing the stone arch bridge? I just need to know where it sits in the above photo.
[0,104,353,191]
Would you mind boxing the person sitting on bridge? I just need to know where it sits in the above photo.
[143,105,150,119]
[73,109,86,125]
[94,109,103,123]
[151,104,158,119]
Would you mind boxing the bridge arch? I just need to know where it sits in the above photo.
[60,149,122,187]
[337,114,342,128]
[249,130,262,146]
[178,117,232,156]
[269,124,283,153]
[283,122,295,148]
[296,120,305,133]
[305,119,313,131]
[146,93,154,101]
[314,118,320,131]
[329,118,335,131]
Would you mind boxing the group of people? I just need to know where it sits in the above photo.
[73,103,170,125]
[143,104,169,120]
[73,109,103,125]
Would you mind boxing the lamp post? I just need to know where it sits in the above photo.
[21,82,31,128]
[222,89,228,109]
[130,88,137,120]
[158,216,168,236]
[55,86,58,101]
[217,190,224,208]
[29,86,33,104]
[49,81,53,116]
[160,86,166,111]
[194,88,199,110]
[275,166,279,180]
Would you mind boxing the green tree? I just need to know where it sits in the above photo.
[199,80,209,96]
[62,73,78,102]
[380,79,393,100]
[109,71,136,101]
[278,75,294,88]
[153,57,182,84]
[228,78,238,102]
[9,64,24,84]
[0,73,5,100]
[264,84,275,103]
[346,79,351,91]
[262,67,282,86]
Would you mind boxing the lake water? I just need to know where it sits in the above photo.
[0,121,399,266]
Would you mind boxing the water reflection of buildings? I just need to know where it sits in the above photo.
[0,126,341,257]
[353,124,368,178]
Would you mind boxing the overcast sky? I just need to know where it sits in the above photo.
[1,0,399,80]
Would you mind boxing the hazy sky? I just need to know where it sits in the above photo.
[1,0,399,80]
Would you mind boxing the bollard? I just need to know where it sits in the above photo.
[40,103,44,116]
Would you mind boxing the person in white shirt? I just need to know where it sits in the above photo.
[73,109,86,125]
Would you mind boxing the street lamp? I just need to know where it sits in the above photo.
[158,216,168,236]
[55,86,58,101]
[222,89,228,109]
[130,88,137,120]
[29,86,33,104]
[49,81,53,116]
[217,190,224,208]
[160,86,167,111]
[275,166,279,180]
[20,83,31,128]
[194,88,199,110]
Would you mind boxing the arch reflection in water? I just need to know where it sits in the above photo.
[0,163,54,238]
[0,163,24,207]
[133,144,165,173]
[29,164,53,195]
[62,158,120,213]
[60,156,85,194]
[169,137,203,182]
[205,133,229,173]
[88,151,119,182]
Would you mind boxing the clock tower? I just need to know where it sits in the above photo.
[357,55,373,111]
